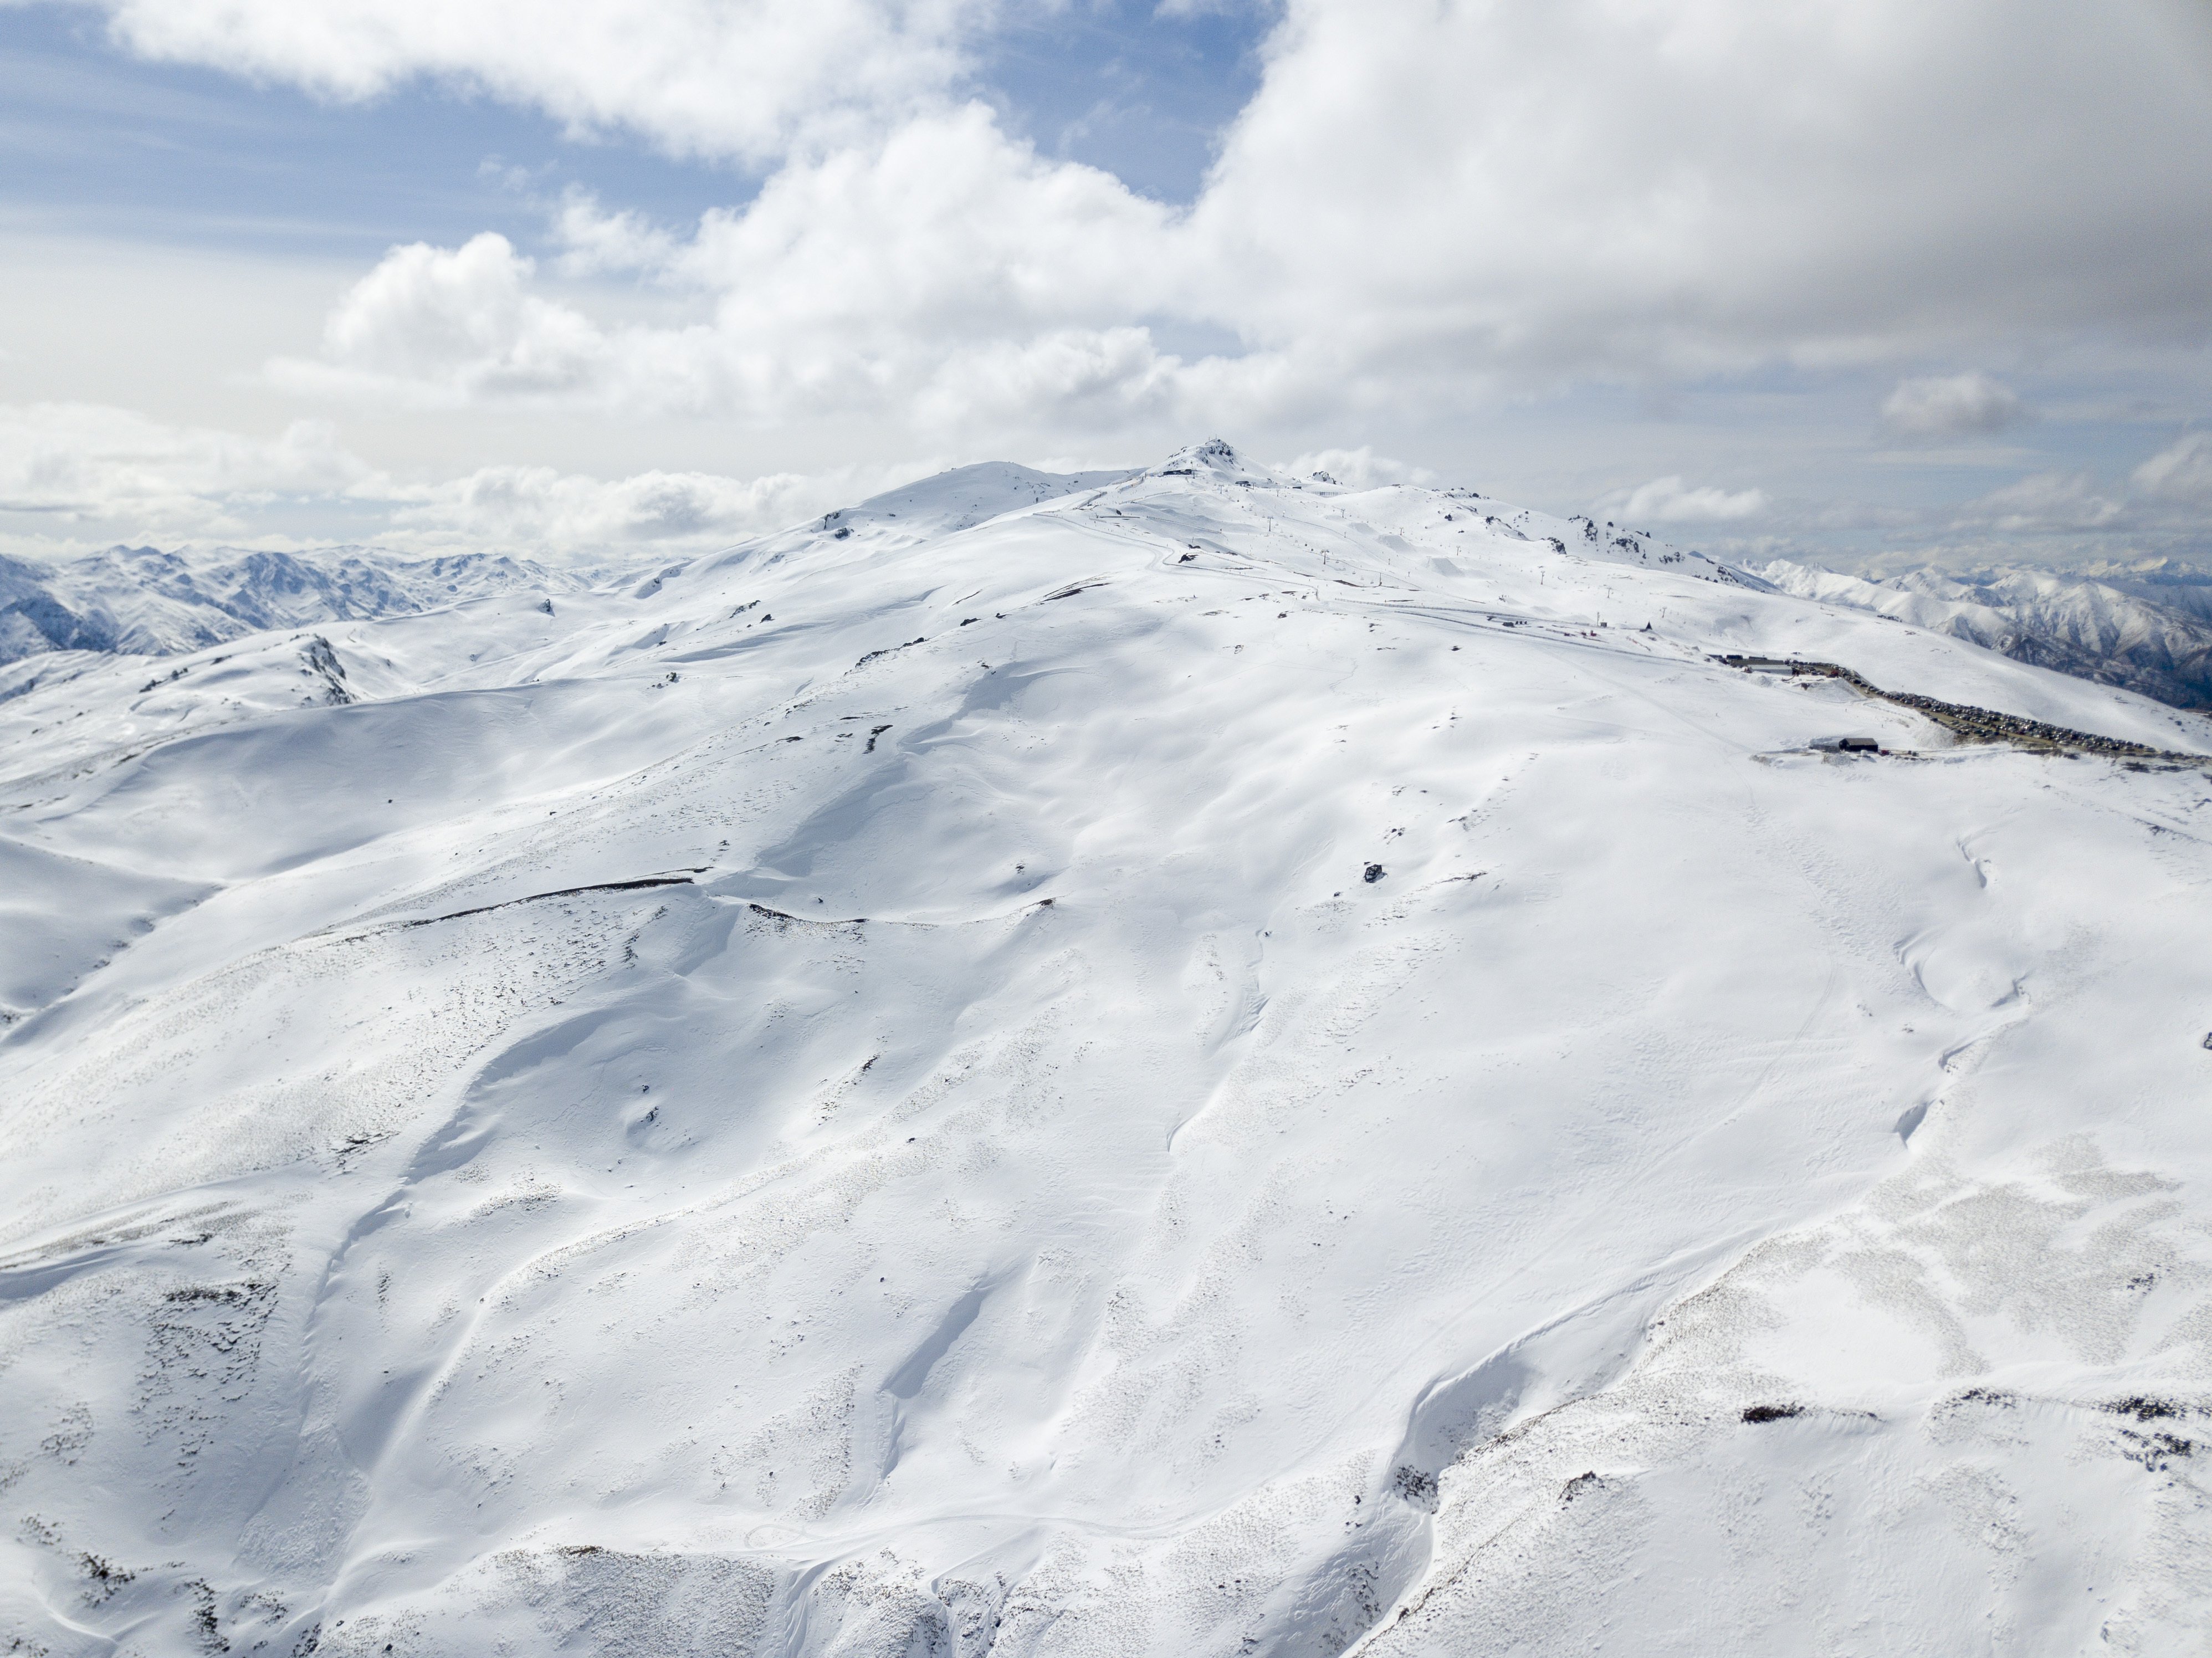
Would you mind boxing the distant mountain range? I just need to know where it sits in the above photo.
[10,539,2212,729]
[1751,556,2212,710]
[0,544,581,669]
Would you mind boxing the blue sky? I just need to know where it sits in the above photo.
[985,3,1269,203]
[0,0,2206,568]
[2,6,616,254]
[0,2,1270,254]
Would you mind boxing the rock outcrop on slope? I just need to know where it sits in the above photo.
[1713,654,2212,761]
[2,445,2209,1657]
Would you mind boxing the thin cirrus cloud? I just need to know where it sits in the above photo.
[2133,432,2212,503]
[57,0,2200,447]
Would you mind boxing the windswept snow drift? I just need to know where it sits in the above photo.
[2,444,2210,1656]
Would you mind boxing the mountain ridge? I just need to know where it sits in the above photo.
[0,542,586,668]
[1754,555,2212,710]
[1,442,2208,1656]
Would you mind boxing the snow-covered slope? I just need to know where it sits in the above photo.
[1755,556,2212,711]
[0,544,582,667]
[3,443,2210,1657]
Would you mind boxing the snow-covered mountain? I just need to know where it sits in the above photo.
[1754,556,2212,710]
[3,443,2210,1657]
[0,544,581,669]
[2077,557,2212,624]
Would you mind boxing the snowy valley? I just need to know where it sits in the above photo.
[2,441,2210,1656]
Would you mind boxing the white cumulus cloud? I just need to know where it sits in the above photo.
[0,403,371,533]
[550,191,683,279]
[62,0,986,163]
[1970,470,2124,532]
[1285,447,1435,488]
[273,110,1222,433]
[0,402,915,560]
[1187,0,2212,383]
[20,0,2212,572]
[219,0,2212,449]
[1881,371,2028,437]
[276,233,613,406]
[1607,476,1768,523]
[385,463,907,550]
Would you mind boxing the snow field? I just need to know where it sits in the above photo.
[1,445,2208,1656]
